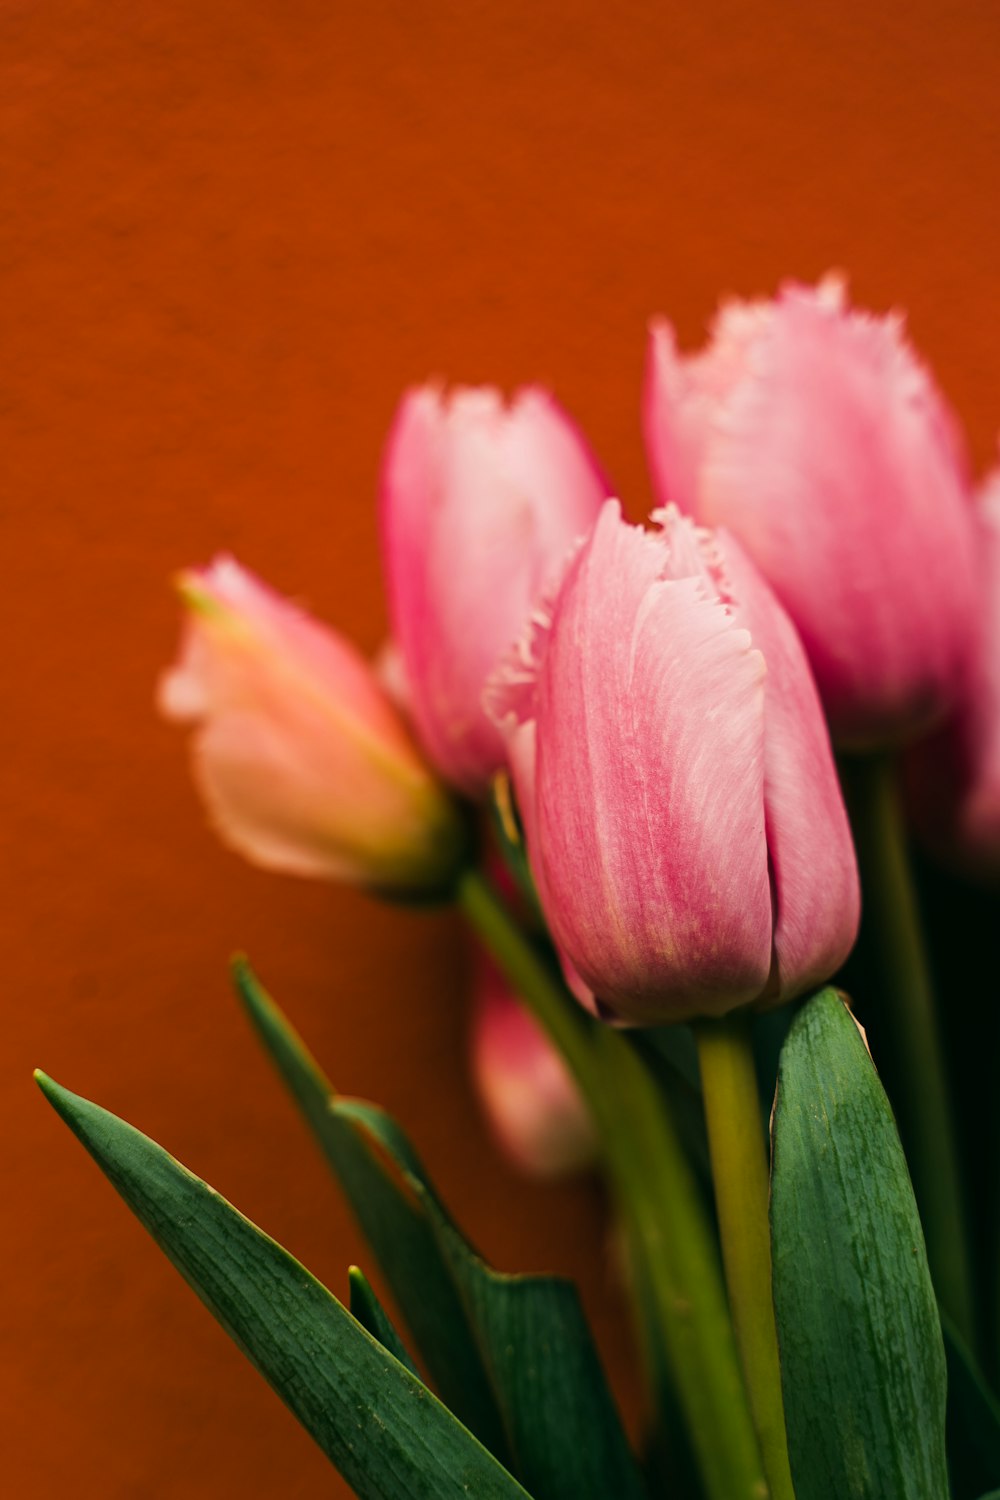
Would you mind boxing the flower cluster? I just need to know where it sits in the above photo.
[44,275,994,1500]
[161,276,991,1165]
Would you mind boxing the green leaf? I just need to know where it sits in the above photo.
[943,1313,1000,1498]
[348,1266,419,1377]
[339,1097,648,1500]
[35,1071,532,1500]
[232,956,509,1460]
[237,960,643,1500]
[770,988,949,1500]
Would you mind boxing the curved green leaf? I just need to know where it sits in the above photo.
[339,1097,648,1500]
[348,1266,419,1377]
[236,960,644,1499]
[770,989,949,1500]
[36,1071,531,1500]
[233,956,508,1458]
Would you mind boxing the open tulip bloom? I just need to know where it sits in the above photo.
[38,295,1000,1500]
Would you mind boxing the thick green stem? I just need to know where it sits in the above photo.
[457,868,766,1500]
[695,1012,795,1500]
[840,752,974,1344]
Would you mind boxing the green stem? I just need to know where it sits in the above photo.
[695,1012,795,1500]
[457,868,766,1500]
[839,752,974,1344]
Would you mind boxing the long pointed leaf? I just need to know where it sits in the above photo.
[232,957,508,1459]
[338,1097,648,1500]
[36,1071,531,1500]
[348,1266,419,1377]
[770,989,949,1500]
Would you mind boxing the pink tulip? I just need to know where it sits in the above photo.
[490,500,859,1024]
[471,952,596,1177]
[158,558,467,894]
[643,276,980,748]
[906,469,1000,876]
[380,384,608,797]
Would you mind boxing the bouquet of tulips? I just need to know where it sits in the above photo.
[38,278,1000,1500]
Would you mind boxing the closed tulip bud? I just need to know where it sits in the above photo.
[905,470,1000,877]
[158,558,468,896]
[643,277,980,748]
[471,953,596,1178]
[490,500,859,1025]
[380,384,608,797]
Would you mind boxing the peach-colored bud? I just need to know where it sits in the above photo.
[380,384,608,796]
[644,277,980,748]
[158,558,468,895]
[471,953,596,1178]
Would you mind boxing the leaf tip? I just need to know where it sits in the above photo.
[230,954,273,1024]
[229,951,255,992]
[34,1070,86,1134]
[34,1068,64,1106]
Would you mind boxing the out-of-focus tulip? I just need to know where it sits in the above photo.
[471,952,596,1178]
[158,558,468,895]
[643,276,979,749]
[380,384,608,797]
[906,470,1000,877]
[489,500,859,1025]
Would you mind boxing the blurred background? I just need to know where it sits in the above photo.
[4,1,1000,1493]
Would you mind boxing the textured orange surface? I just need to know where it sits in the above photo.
[4,2,1000,1494]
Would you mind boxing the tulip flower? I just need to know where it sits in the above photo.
[471,952,596,1178]
[380,384,608,797]
[490,500,859,1024]
[906,469,1000,877]
[643,276,980,748]
[158,558,468,895]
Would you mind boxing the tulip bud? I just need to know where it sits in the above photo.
[380,385,608,797]
[158,558,468,895]
[490,500,859,1025]
[471,952,596,1178]
[905,469,1000,877]
[643,276,980,748]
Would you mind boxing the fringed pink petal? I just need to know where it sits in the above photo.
[532,501,773,1023]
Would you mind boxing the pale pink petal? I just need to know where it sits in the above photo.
[644,300,774,513]
[471,953,596,1178]
[533,501,773,1023]
[690,282,978,745]
[158,558,464,892]
[163,558,419,763]
[719,532,860,998]
[380,385,607,795]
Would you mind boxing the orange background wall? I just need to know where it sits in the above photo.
[4,2,999,1493]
